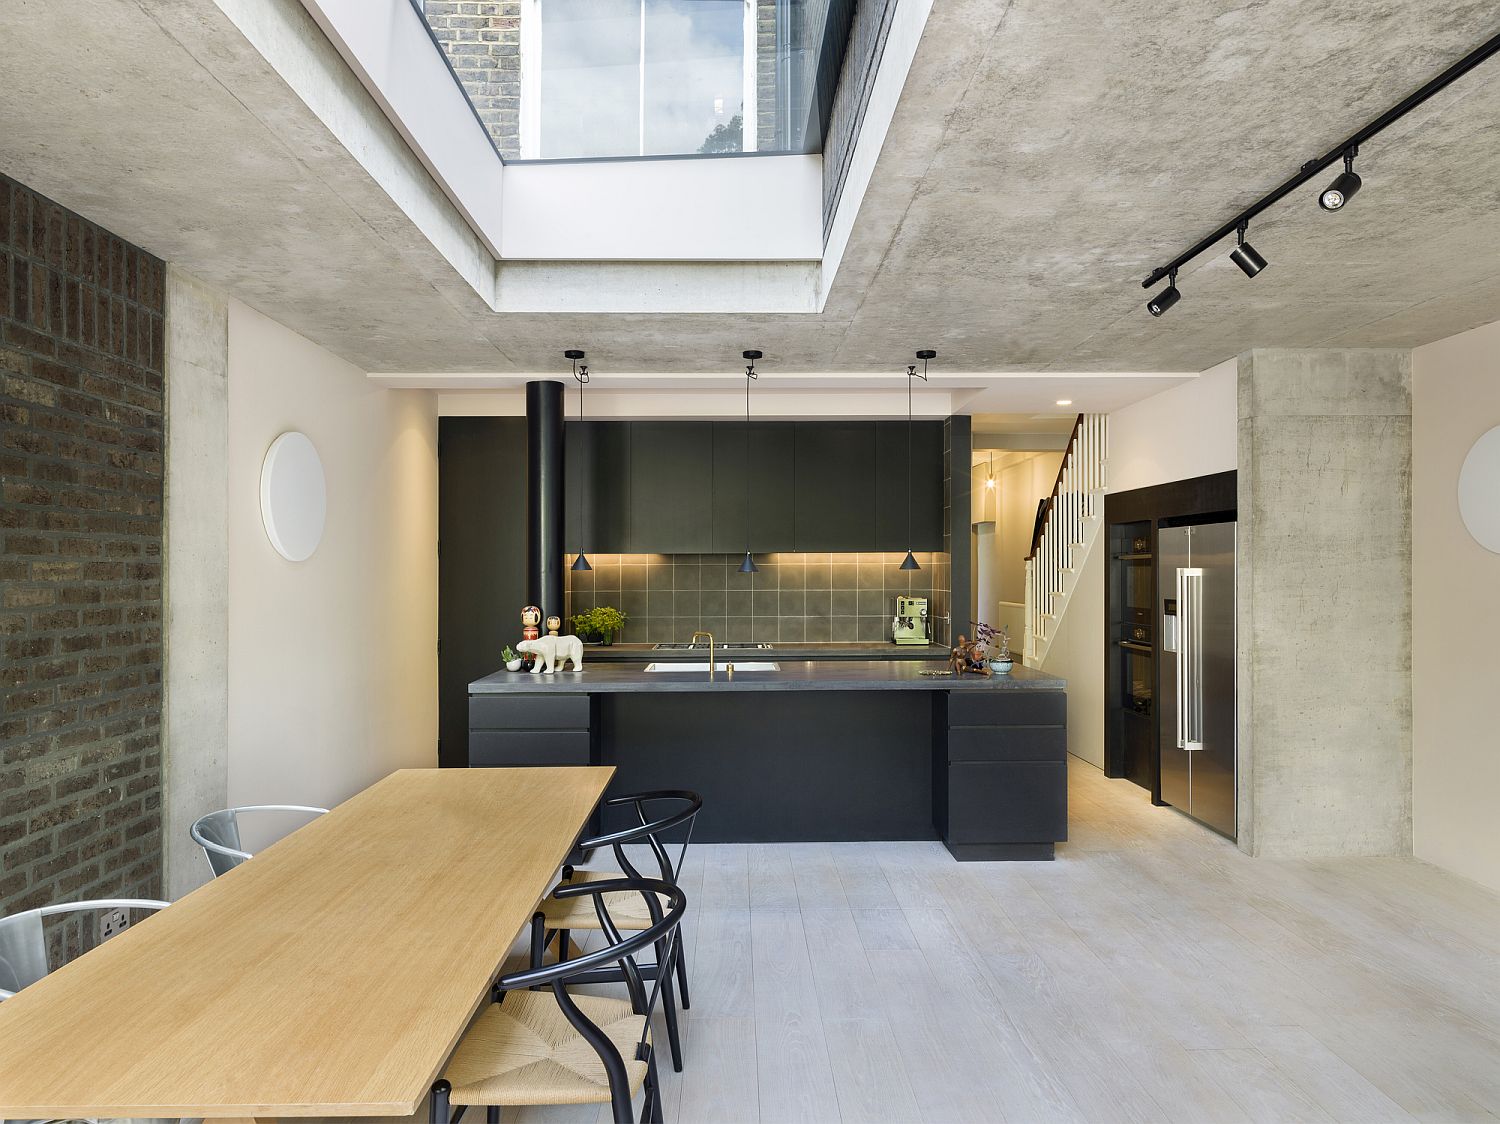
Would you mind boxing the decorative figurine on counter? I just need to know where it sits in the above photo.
[949,633,992,676]
[519,605,543,670]
[949,634,970,675]
[517,634,584,674]
[545,614,561,637]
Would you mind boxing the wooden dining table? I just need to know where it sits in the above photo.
[0,765,614,1121]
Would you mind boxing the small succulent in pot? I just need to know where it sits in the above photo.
[502,645,523,672]
[571,605,627,645]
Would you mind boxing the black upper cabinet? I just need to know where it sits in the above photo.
[627,422,714,553]
[711,422,796,553]
[792,422,877,551]
[565,421,631,554]
[563,420,948,554]
[875,421,944,551]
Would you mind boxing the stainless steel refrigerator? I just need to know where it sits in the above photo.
[1158,521,1237,839]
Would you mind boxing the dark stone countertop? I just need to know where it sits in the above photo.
[470,660,1063,694]
[582,642,947,663]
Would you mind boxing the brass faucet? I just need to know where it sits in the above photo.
[691,631,716,681]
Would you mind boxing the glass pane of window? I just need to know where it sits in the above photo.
[538,0,643,159]
[642,0,744,156]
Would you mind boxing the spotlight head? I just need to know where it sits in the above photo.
[1230,240,1268,278]
[1320,149,1362,211]
[1146,279,1181,317]
[1319,171,1362,211]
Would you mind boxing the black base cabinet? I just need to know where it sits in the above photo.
[934,692,1068,860]
[468,687,1068,860]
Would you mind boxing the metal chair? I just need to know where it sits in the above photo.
[431,877,686,1124]
[189,804,328,877]
[541,790,701,1072]
[2,899,178,1124]
[0,898,169,1000]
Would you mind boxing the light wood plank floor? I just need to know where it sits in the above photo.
[366,758,1500,1123]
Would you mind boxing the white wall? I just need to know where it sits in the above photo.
[996,452,1063,603]
[227,300,438,812]
[1108,358,1238,494]
[1412,319,1500,894]
[1040,535,1105,768]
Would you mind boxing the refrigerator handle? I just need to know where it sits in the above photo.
[1178,567,1204,751]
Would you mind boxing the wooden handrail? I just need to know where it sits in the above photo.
[1024,413,1084,561]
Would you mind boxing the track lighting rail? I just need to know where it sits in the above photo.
[1142,27,1500,291]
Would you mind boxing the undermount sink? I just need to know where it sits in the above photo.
[642,661,780,673]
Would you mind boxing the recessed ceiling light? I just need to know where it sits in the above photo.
[1056,399,1073,406]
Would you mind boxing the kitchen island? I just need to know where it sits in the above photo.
[469,661,1067,860]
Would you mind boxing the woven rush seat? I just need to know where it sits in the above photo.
[443,989,650,1107]
[543,869,673,932]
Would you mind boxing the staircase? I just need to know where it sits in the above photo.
[1023,413,1107,666]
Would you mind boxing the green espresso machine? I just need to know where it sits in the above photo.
[892,595,930,645]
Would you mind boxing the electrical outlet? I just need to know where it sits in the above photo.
[100,908,129,941]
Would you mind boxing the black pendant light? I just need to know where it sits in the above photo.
[738,351,761,574]
[567,350,592,572]
[901,350,934,571]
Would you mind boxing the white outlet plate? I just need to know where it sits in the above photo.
[100,908,129,941]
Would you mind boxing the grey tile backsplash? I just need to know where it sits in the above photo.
[566,552,952,645]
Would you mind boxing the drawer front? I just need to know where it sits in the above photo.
[469,694,590,731]
[944,762,1067,844]
[947,690,1066,727]
[469,730,592,767]
[948,725,1066,763]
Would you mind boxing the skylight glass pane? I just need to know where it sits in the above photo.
[539,0,642,158]
[643,0,743,156]
[418,0,854,162]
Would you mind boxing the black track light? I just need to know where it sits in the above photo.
[1230,223,1268,278]
[1146,270,1180,317]
[1319,148,1362,212]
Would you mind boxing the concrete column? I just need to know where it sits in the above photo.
[1237,349,1412,858]
[163,268,230,899]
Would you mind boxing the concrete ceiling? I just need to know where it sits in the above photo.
[3,0,1500,390]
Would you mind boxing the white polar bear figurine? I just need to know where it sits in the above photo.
[517,634,584,674]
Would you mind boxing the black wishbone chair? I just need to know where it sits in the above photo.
[540,790,701,1072]
[432,877,686,1124]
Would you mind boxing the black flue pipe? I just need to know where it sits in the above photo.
[526,380,565,624]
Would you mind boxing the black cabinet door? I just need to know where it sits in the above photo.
[565,421,631,554]
[628,422,714,553]
[711,422,796,553]
[793,422,877,550]
[874,421,944,551]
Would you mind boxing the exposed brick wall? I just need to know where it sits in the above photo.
[0,173,165,960]
[424,0,522,159]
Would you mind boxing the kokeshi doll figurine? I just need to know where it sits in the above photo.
[545,614,561,637]
[521,605,542,644]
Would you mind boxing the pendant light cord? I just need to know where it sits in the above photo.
[745,357,757,554]
[906,354,929,554]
